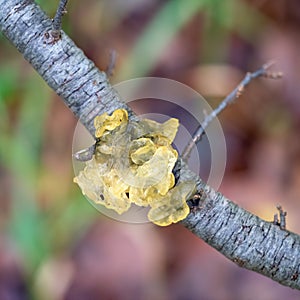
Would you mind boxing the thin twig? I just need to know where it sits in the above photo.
[181,62,282,162]
[106,49,118,77]
[52,0,68,31]
[73,144,96,162]
[274,205,287,230]
[50,0,68,41]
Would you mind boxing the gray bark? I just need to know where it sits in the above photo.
[0,0,136,135]
[1,0,300,290]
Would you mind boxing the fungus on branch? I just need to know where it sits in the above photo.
[74,109,196,226]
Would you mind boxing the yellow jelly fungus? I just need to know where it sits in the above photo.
[94,109,128,138]
[148,181,196,226]
[132,146,177,188]
[130,138,156,165]
[142,118,179,142]
[74,109,196,226]
[74,158,131,214]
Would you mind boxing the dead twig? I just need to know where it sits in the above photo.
[273,205,287,230]
[181,62,283,162]
[106,49,118,77]
[50,0,68,42]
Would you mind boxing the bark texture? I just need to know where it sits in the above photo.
[0,0,136,135]
[1,0,300,289]
[178,160,300,289]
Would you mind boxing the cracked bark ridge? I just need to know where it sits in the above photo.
[0,0,136,136]
[1,0,300,290]
[176,159,300,289]
[182,193,300,288]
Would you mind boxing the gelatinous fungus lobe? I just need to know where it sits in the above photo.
[74,109,196,226]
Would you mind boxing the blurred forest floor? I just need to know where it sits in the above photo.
[1,0,300,299]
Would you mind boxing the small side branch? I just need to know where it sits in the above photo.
[106,49,118,77]
[273,205,287,230]
[50,0,68,42]
[181,62,282,161]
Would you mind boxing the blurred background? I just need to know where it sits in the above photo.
[1,0,300,299]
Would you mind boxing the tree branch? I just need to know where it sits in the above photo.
[1,0,300,290]
[49,0,68,42]
[181,62,282,161]
[52,0,68,32]
[178,159,300,289]
[0,0,137,136]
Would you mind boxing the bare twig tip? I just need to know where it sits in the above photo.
[106,49,118,77]
[263,71,283,79]
[181,61,282,161]
[273,205,287,230]
[263,60,276,70]
[261,61,283,79]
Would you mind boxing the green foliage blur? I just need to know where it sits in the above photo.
[0,1,98,297]
[0,48,96,264]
